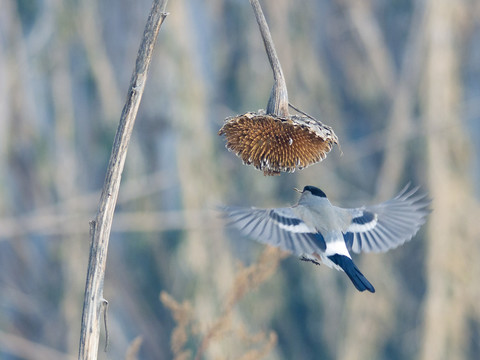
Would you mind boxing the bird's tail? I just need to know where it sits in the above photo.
[328,254,375,293]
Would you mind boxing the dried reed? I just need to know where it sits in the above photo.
[161,247,287,359]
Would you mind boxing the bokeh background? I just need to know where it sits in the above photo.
[1,0,480,359]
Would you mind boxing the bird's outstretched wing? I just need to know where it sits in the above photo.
[221,206,326,255]
[343,185,431,253]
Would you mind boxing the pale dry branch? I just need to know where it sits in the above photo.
[78,1,169,359]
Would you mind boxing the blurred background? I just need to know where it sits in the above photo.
[1,0,479,359]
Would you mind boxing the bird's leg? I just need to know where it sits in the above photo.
[300,255,322,266]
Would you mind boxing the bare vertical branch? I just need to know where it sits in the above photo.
[343,0,396,95]
[374,0,428,200]
[50,1,86,352]
[339,3,427,359]
[77,0,123,122]
[249,0,289,117]
[78,1,169,359]
[420,1,472,359]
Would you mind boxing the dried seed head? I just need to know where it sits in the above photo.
[218,111,338,175]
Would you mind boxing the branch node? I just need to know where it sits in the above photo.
[89,220,96,238]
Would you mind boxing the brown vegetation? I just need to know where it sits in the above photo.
[219,112,338,175]
[161,247,286,360]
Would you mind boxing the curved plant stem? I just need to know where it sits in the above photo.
[249,0,289,117]
[78,1,169,359]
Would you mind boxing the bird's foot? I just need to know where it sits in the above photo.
[300,255,321,266]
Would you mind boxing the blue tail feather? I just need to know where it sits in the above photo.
[328,254,375,293]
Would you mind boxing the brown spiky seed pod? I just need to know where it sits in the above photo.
[218,111,338,175]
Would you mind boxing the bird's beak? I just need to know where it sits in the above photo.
[294,187,302,193]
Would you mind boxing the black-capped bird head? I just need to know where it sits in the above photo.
[295,185,328,198]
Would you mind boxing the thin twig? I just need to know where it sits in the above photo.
[102,299,109,352]
[249,0,289,117]
[78,1,169,359]
[288,102,318,121]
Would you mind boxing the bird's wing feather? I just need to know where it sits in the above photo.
[344,185,431,253]
[221,206,326,255]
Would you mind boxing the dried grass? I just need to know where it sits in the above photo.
[160,292,194,359]
[237,332,277,360]
[125,336,143,360]
[161,247,287,359]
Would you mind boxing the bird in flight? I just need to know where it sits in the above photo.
[222,185,431,293]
